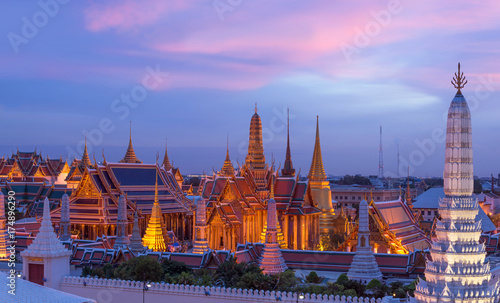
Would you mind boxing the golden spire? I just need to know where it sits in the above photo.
[162,138,172,170]
[282,107,295,177]
[221,135,235,176]
[142,170,169,251]
[81,134,92,167]
[308,116,327,182]
[245,104,266,170]
[119,121,142,163]
[451,62,467,94]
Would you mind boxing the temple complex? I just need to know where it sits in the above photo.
[347,199,382,283]
[199,106,322,251]
[414,64,500,302]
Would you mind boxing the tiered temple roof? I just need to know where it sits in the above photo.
[0,150,69,182]
[119,123,142,164]
[51,161,192,228]
[339,196,430,254]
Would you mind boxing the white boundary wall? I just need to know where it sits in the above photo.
[60,276,384,303]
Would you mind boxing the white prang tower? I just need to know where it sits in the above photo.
[347,199,382,283]
[415,64,500,302]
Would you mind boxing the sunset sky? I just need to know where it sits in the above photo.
[1,0,499,177]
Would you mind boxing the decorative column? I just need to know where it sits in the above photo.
[114,194,130,248]
[129,211,144,255]
[59,193,71,241]
[192,197,209,254]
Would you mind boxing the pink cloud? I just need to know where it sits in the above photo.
[84,0,191,32]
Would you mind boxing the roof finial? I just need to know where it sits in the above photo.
[154,170,159,204]
[451,62,467,94]
[270,175,275,199]
[255,102,258,114]
[129,121,132,142]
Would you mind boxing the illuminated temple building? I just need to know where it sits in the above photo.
[414,65,500,302]
[199,106,324,251]
[50,138,193,243]
[0,150,69,217]
[339,195,430,254]
[0,149,69,183]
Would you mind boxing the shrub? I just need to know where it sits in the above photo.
[305,271,323,284]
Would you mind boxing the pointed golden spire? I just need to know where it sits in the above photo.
[308,116,326,182]
[142,170,169,252]
[81,134,92,167]
[221,134,235,176]
[163,138,172,170]
[282,107,295,177]
[119,122,142,163]
[255,102,258,114]
[451,62,467,94]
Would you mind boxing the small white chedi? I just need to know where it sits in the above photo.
[347,199,382,283]
[21,197,71,290]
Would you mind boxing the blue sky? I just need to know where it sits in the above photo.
[1,0,499,177]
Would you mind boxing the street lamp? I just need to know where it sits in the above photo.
[296,293,304,303]
[142,281,151,303]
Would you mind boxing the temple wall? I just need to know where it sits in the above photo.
[60,276,384,303]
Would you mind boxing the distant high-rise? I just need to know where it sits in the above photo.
[378,125,384,179]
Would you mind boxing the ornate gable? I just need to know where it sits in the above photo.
[75,170,100,198]
[219,180,237,203]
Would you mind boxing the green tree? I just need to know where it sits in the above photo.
[114,256,163,282]
[175,271,195,285]
[134,256,164,282]
[336,273,349,286]
[216,256,261,288]
[102,263,115,279]
[161,259,192,276]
